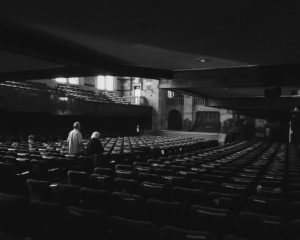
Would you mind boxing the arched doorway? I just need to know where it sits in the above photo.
[193,111,220,132]
[168,110,182,130]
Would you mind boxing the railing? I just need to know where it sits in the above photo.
[166,97,184,105]
[123,96,147,105]
[193,97,206,105]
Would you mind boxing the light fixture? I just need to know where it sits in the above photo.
[194,58,210,63]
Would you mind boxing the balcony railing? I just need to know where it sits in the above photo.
[123,96,147,105]
[166,97,184,105]
[193,97,206,105]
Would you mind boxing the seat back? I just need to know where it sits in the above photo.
[109,215,159,240]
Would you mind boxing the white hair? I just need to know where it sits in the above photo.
[91,131,100,139]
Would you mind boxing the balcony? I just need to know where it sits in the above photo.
[123,96,147,105]
[166,97,184,105]
[193,97,206,105]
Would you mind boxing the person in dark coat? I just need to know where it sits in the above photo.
[86,131,104,167]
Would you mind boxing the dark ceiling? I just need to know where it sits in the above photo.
[1,0,300,114]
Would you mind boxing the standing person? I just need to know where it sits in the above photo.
[86,131,104,167]
[67,122,84,155]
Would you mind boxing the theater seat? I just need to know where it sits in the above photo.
[0,232,29,240]
[289,219,300,240]
[160,225,217,240]
[190,205,235,236]
[94,167,114,177]
[111,192,144,219]
[80,187,111,212]
[141,182,169,200]
[109,215,159,240]
[237,211,287,240]
[89,173,112,191]
[138,173,161,183]
[0,162,17,193]
[287,201,300,220]
[145,198,186,227]
[0,193,30,236]
[208,192,244,212]
[30,200,67,240]
[247,196,286,216]
[68,170,89,187]
[50,183,81,207]
[172,186,207,206]
[113,178,139,194]
[67,206,108,240]
[27,179,52,201]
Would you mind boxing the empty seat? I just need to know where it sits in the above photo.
[80,187,111,212]
[30,160,48,179]
[30,200,67,240]
[115,164,133,171]
[190,179,218,192]
[153,168,175,176]
[27,179,52,201]
[68,170,89,187]
[0,163,17,193]
[145,198,186,227]
[109,215,159,240]
[172,186,207,206]
[161,176,187,187]
[89,174,112,191]
[111,192,144,219]
[237,211,287,240]
[160,225,217,240]
[289,219,300,240]
[287,201,300,219]
[190,205,234,235]
[221,183,249,195]
[115,170,135,179]
[200,174,225,183]
[208,192,244,211]
[94,167,114,177]
[287,190,300,202]
[50,183,80,206]
[138,173,161,183]
[0,193,30,236]
[67,206,108,240]
[0,232,30,240]
[114,178,139,194]
[247,196,285,216]
[141,182,169,200]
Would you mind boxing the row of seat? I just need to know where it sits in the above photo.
[0,80,53,94]
[2,139,300,239]
[0,80,131,106]
[0,136,218,161]
[1,190,300,240]
[57,84,131,104]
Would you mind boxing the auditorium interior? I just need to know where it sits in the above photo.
[1,1,300,240]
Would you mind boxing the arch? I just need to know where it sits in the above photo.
[168,109,182,130]
[193,111,220,132]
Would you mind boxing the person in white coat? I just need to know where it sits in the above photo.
[67,122,84,155]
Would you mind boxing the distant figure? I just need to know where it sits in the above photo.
[67,122,84,155]
[86,131,104,166]
[28,135,35,145]
[136,124,140,136]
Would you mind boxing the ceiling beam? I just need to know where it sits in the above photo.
[0,21,173,79]
[0,66,173,82]
[206,97,300,110]
[159,64,300,89]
